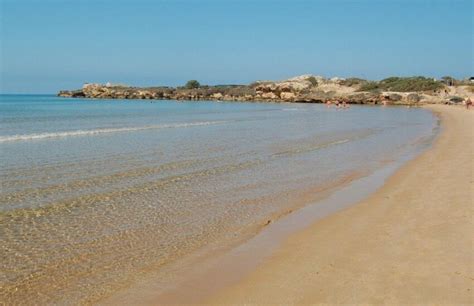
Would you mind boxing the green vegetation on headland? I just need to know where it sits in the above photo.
[358,76,445,92]
[58,75,473,105]
[184,80,200,89]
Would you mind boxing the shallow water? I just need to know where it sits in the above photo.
[0,95,437,304]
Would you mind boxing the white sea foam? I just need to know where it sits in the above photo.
[0,121,226,143]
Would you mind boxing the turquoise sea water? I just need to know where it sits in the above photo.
[0,95,438,304]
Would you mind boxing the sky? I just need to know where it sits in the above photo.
[1,0,472,93]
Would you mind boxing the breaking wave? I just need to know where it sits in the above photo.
[281,108,303,111]
[0,121,227,143]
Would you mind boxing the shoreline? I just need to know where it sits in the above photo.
[101,107,443,305]
[206,105,473,305]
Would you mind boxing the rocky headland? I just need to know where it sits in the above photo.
[58,75,473,105]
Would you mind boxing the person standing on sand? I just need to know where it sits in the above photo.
[465,97,472,109]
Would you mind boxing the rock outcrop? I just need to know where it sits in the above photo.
[59,75,465,105]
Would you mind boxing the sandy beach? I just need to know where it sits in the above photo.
[3,1,472,304]
[207,105,473,305]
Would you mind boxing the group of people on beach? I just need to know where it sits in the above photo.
[324,97,472,109]
[326,99,350,108]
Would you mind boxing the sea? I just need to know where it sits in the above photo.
[0,95,438,304]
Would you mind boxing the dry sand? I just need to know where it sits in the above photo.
[207,105,473,305]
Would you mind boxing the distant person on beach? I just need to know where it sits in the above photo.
[326,100,332,107]
[465,97,472,109]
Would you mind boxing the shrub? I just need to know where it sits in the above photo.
[185,80,200,89]
[407,93,421,102]
[358,81,380,92]
[306,76,318,87]
[340,77,367,87]
[382,76,444,92]
[359,77,444,92]
[388,93,402,101]
[441,76,456,86]
[449,96,464,103]
[227,86,256,96]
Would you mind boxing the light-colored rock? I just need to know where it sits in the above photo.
[260,92,279,100]
[211,93,223,99]
[330,77,346,83]
[255,75,323,99]
[280,92,296,101]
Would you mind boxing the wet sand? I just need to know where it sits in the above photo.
[208,105,473,305]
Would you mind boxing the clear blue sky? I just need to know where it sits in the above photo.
[1,0,472,93]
